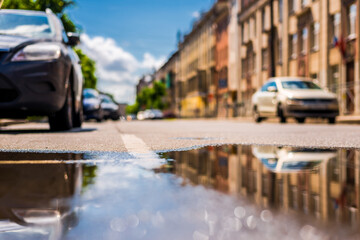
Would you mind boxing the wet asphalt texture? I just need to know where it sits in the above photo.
[0,120,360,239]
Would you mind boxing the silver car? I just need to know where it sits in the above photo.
[251,77,339,124]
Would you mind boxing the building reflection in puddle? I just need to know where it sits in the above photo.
[162,145,360,229]
[0,152,96,239]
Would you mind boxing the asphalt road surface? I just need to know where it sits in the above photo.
[1,120,360,240]
[0,119,360,152]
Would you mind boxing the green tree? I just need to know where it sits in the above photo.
[126,81,167,114]
[126,102,140,115]
[75,49,97,89]
[82,165,97,193]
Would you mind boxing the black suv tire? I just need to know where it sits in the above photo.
[49,85,73,131]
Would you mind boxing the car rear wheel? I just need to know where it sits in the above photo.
[49,85,73,131]
[296,118,305,123]
[253,106,263,123]
[328,117,336,124]
[73,94,83,128]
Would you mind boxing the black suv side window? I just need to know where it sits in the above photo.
[62,30,69,43]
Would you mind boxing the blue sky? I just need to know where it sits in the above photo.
[66,0,215,103]
[68,0,214,59]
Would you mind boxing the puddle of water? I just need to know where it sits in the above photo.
[0,146,359,239]
[174,137,220,141]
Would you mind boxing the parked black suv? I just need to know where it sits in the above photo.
[0,9,84,131]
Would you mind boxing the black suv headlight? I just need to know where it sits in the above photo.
[11,43,61,62]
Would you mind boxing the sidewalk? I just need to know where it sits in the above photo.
[224,115,360,124]
[0,119,27,127]
[337,115,360,124]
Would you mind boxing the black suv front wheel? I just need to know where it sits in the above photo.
[49,85,73,131]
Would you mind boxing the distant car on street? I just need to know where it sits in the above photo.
[137,111,145,121]
[126,114,137,121]
[83,88,103,122]
[136,109,163,120]
[100,94,120,121]
[143,109,163,120]
[0,9,84,131]
[251,77,339,124]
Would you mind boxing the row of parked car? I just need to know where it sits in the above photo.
[137,109,163,120]
[83,88,121,122]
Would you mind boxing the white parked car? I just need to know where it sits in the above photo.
[143,109,163,120]
[137,111,145,121]
[252,146,337,173]
[251,77,339,124]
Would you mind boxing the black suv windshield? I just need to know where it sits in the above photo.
[281,81,321,90]
[0,12,54,38]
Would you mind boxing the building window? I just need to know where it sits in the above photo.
[311,22,320,51]
[279,0,283,22]
[253,53,256,72]
[241,59,247,78]
[241,23,245,44]
[348,4,357,38]
[310,73,318,81]
[252,16,256,37]
[219,79,228,89]
[262,8,266,31]
[301,28,308,54]
[290,33,298,59]
[278,39,283,64]
[330,13,340,46]
[329,65,339,93]
[262,48,268,70]
[289,0,296,14]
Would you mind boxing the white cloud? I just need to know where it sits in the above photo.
[141,52,166,70]
[79,34,166,103]
[192,11,200,19]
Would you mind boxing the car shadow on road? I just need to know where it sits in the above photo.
[0,127,97,134]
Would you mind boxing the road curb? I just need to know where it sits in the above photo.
[0,119,28,127]
[337,116,360,124]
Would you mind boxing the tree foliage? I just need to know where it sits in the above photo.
[75,49,97,89]
[126,81,167,114]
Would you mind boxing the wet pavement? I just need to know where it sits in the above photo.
[0,145,360,239]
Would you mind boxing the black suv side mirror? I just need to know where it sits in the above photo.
[67,32,80,47]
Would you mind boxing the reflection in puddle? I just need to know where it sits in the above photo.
[0,147,359,239]
[0,152,97,240]
[161,145,360,237]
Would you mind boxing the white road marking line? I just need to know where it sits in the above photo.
[120,134,163,169]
